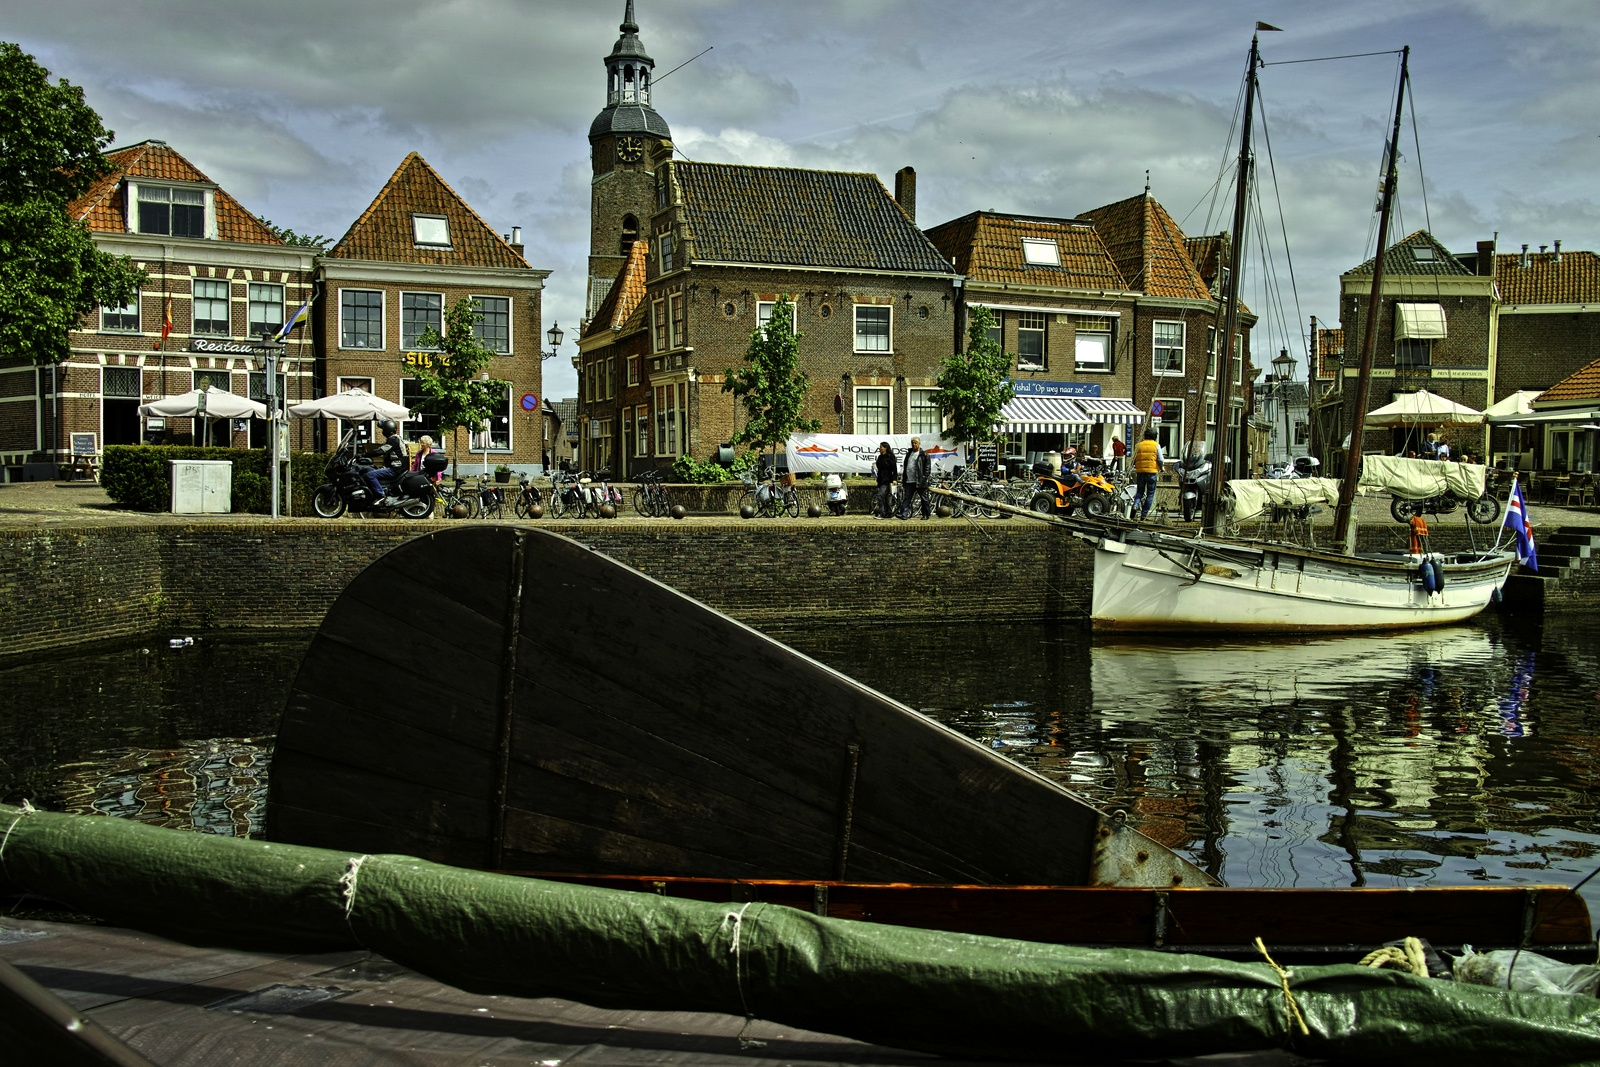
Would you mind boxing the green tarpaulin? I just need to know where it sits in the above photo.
[4,804,1600,1064]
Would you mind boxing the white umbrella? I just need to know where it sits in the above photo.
[138,386,266,420]
[1484,390,1544,423]
[1364,388,1484,427]
[287,388,409,421]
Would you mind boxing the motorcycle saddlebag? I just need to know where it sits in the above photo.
[398,471,431,496]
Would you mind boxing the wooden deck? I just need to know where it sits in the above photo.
[0,917,1323,1066]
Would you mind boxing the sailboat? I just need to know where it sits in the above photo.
[1088,38,1517,632]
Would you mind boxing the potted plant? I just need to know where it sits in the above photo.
[494,464,513,484]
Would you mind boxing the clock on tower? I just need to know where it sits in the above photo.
[616,136,645,164]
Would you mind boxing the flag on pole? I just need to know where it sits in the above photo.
[274,302,311,341]
[156,297,173,350]
[1503,477,1537,571]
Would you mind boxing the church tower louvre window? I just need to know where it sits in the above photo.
[588,0,672,318]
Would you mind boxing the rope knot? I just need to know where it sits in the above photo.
[1254,937,1310,1038]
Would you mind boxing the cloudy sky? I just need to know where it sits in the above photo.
[7,0,1597,399]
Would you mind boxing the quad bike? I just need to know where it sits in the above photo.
[1029,461,1116,519]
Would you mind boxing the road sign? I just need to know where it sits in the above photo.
[520,393,539,413]
[1150,400,1164,417]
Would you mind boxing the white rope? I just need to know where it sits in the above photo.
[0,800,36,873]
[339,855,369,921]
[720,903,759,1029]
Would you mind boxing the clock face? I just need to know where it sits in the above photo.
[616,136,644,164]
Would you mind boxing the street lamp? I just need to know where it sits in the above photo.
[544,321,564,360]
[254,331,289,518]
[1272,348,1297,467]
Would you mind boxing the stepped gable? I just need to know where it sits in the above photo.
[674,162,956,274]
[923,211,1127,290]
[1344,230,1470,277]
[1536,356,1600,404]
[67,140,281,244]
[1497,250,1600,305]
[1077,193,1210,300]
[582,237,650,339]
[328,152,526,268]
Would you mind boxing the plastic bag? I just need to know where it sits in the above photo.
[1455,946,1600,996]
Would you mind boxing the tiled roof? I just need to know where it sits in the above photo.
[673,162,956,274]
[1496,250,1600,305]
[1077,194,1211,300]
[67,140,281,245]
[922,212,1127,290]
[583,238,650,340]
[1183,234,1226,290]
[1344,230,1470,277]
[327,153,527,268]
[1536,356,1600,403]
[1315,327,1344,379]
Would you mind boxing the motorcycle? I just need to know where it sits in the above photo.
[1029,460,1116,519]
[1265,455,1321,480]
[1177,455,1212,522]
[1390,490,1500,525]
[311,429,440,520]
[824,473,848,516]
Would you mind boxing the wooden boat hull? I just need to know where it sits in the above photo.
[1091,530,1516,632]
[266,526,1213,889]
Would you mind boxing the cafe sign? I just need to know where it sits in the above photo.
[188,339,258,355]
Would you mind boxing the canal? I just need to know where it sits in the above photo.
[4,615,1599,911]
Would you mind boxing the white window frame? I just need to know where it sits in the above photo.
[627,355,640,387]
[1206,326,1218,380]
[635,404,650,456]
[853,386,892,436]
[1152,320,1185,376]
[101,293,141,333]
[1155,399,1184,457]
[130,182,211,239]
[401,291,445,352]
[854,304,892,353]
[247,282,284,341]
[412,214,451,248]
[653,298,667,352]
[1016,310,1047,371]
[471,294,512,354]
[192,278,231,338]
[756,299,796,340]
[1232,333,1244,385]
[908,387,941,436]
[668,293,684,348]
[339,289,385,351]
[1073,325,1111,372]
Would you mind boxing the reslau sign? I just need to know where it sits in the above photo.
[1006,379,1102,398]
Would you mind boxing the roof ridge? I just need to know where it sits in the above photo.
[677,159,887,180]
[330,152,525,265]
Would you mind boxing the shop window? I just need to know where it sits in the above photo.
[470,383,512,451]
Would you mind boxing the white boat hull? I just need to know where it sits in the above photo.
[1091,533,1516,633]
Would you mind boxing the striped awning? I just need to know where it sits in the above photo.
[1000,395,1091,433]
[1074,397,1144,423]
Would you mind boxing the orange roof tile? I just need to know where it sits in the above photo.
[1077,194,1211,300]
[1496,250,1600,305]
[327,152,527,269]
[1536,356,1600,403]
[1315,327,1344,379]
[583,238,650,341]
[67,140,281,245]
[1183,234,1226,289]
[923,212,1127,290]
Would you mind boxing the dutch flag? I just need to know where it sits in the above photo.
[1503,477,1538,571]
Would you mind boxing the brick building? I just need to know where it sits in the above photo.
[316,153,550,473]
[575,237,652,477]
[1528,356,1600,474]
[1,140,317,476]
[924,211,1143,461]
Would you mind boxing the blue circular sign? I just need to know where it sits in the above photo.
[1150,400,1164,417]
[520,393,539,413]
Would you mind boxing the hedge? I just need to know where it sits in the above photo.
[102,446,329,514]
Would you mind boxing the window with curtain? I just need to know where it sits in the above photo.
[1153,321,1185,374]
[854,387,890,435]
[193,280,230,336]
[855,306,891,352]
[247,283,283,339]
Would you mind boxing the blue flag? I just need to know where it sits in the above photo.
[274,302,310,341]
[1503,477,1537,571]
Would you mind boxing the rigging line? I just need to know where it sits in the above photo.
[1405,71,1448,309]
[1254,82,1308,361]
[1200,69,1251,238]
[1261,49,1405,67]
[653,46,713,84]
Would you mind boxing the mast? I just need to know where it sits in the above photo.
[1201,33,1263,533]
[1333,46,1410,550]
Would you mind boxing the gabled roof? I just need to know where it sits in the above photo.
[1343,231,1470,278]
[67,140,281,245]
[922,211,1127,291]
[1496,249,1600,305]
[583,238,650,341]
[673,162,956,274]
[1076,194,1211,300]
[1536,356,1600,404]
[1315,327,1344,379]
[327,152,527,268]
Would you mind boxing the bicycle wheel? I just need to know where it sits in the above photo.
[738,489,759,517]
[945,484,967,519]
[513,490,535,519]
[782,487,800,517]
[981,486,1008,519]
[633,487,654,518]
[311,484,346,518]
[653,488,672,518]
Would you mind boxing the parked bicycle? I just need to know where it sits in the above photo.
[436,477,479,519]
[740,471,799,518]
[476,479,506,520]
[934,466,1005,519]
[632,468,673,518]
[548,470,585,518]
[513,476,544,519]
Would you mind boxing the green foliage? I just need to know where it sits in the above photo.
[0,42,143,366]
[257,217,331,251]
[102,446,328,514]
[670,449,749,484]
[410,297,505,479]
[722,297,819,463]
[932,306,1015,446]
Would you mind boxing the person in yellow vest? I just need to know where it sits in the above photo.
[1133,429,1164,520]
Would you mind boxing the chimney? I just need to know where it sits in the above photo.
[510,225,524,256]
[1521,243,1530,268]
[1475,239,1495,276]
[894,166,917,223]
[1555,239,1563,264]
[1540,244,1548,255]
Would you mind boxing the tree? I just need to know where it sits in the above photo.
[723,296,819,469]
[410,297,506,479]
[932,305,1015,448]
[0,42,143,365]
[257,217,331,252]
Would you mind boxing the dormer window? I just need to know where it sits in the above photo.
[1411,246,1436,262]
[1021,238,1060,266]
[135,184,206,238]
[412,215,451,248]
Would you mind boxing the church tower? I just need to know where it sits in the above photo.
[587,0,671,318]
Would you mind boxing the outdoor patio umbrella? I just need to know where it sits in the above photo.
[1484,390,1544,422]
[1364,388,1485,427]
[287,388,409,421]
[137,386,267,420]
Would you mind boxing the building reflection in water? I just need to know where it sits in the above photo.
[53,738,272,837]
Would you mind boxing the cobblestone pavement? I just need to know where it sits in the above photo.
[1,479,1595,530]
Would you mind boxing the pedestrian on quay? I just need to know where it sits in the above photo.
[900,436,932,520]
[411,435,441,483]
[1111,434,1127,473]
[1133,429,1162,520]
[874,441,897,518]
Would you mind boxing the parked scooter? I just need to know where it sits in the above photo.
[311,429,440,519]
[1177,455,1212,522]
[824,473,848,516]
[1029,459,1116,519]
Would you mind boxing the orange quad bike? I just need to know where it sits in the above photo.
[1028,461,1117,519]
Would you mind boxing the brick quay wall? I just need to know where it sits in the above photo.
[0,519,1560,660]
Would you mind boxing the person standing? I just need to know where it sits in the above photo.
[900,436,932,520]
[1133,429,1163,520]
[1111,434,1127,473]
[873,441,897,518]
[412,434,441,483]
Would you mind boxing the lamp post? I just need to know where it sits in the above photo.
[544,322,564,472]
[544,321,564,361]
[255,332,288,518]
[1272,348,1297,468]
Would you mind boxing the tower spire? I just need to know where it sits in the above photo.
[621,0,638,34]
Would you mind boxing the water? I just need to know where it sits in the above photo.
[4,618,1599,912]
